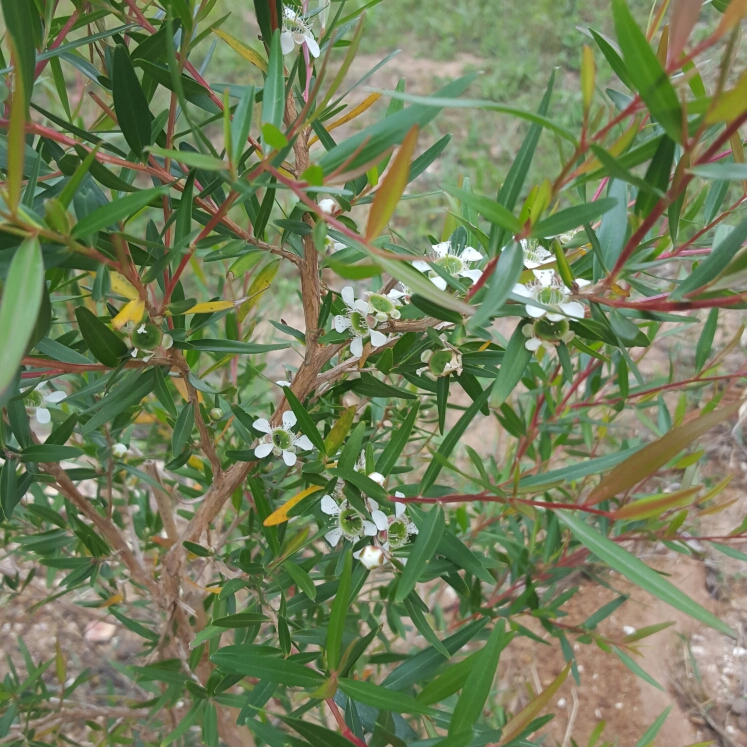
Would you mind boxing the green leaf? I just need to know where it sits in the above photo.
[612,0,683,143]
[588,28,635,90]
[695,308,718,372]
[211,612,270,628]
[211,646,325,687]
[284,560,317,600]
[633,707,671,747]
[532,198,618,238]
[469,241,524,330]
[0,0,36,111]
[402,593,450,658]
[558,512,735,637]
[672,211,747,298]
[612,646,663,691]
[281,717,352,747]
[688,163,747,180]
[634,136,675,218]
[448,622,508,735]
[149,145,225,172]
[171,402,195,456]
[20,445,83,463]
[231,85,255,160]
[283,387,325,454]
[75,308,128,367]
[417,652,478,705]
[0,459,19,522]
[112,44,153,158]
[490,71,554,253]
[0,237,44,394]
[443,185,523,236]
[154,367,178,418]
[326,549,352,672]
[261,30,285,137]
[410,294,464,324]
[419,383,494,494]
[493,322,533,406]
[337,678,436,716]
[174,339,290,354]
[71,185,169,239]
[395,505,445,602]
[376,403,419,476]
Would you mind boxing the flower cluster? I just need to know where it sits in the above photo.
[253,411,314,466]
[334,286,401,357]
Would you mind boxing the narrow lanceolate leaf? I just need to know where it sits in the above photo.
[493,322,533,406]
[531,198,618,238]
[237,259,280,322]
[213,29,267,72]
[586,398,743,504]
[558,512,735,637]
[337,678,436,716]
[75,308,128,367]
[469,241,524,330]
[71,186,169,239]
[263,486,323,527]
[112,44,153,158]
[450,622,508,736]
[671,211,747,299]
[1,0,35,111]
[612,0,683,144]
[261,30,285,135]
[324,406,357,457]
[171,403,195,455]
[499,662,571,745]
[211,646,325,687]
[326,550,352,672]
[283,387,326,453]
[0,238,44,394]
[444,185,523,235]
[376,403,420,476]
[394,505,445,602]
[149,145,225,172]
[365,125,419,240]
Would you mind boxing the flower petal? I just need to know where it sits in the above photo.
[280,31,296,55]
[575,278,591,288]
[512,283,532,298]
[526,304,546,318]
[354,298,371,314]
[460,268,483,283]
[294,434,314,451]
[282,410,297,430]
[362,520,378,536]
[461,247,482,262]
[325,528,344,547]
[431,276,448,291]
[394,502,406,518]
[413,260,430,273]
[45,391,67,404]
[282,450,297,467]
[321,495,339,515]
[253,418,272,434]
[371,509,389,531]
[533,269,555,287]
[350,336,363,357]
[559,301,585,319]
[369,329,387,348]
[525,337,541,351]
[334,314,350,333]
[431,241,450,257]
[254,442,273,458]
[305,35,320,57]
[342,286,355,309]
[35,407,51,424]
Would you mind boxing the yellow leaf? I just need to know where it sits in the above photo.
[172,377,204,404]
[109,271,140,301]
[55,639,66,685]
[366,125,419,240]
[213,29,267,72]
[111,299,145,329]
[308,93,382,146]
[188,455,204,470]
[264,486,323,526]
[237,259,280,322]
[586,398,744,505]
[707,69,747,124]
[500,663,571,745]
[185,300,237,314]
[581,45,595,113]
[99,593,124,608]
[324,405,357,456]
[613,486,700,520]
[134,412,158,424]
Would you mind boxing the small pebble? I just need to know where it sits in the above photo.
[615,702,623,710]
[595,709,603,719]
[733,646,747,657]
[557,698,567,708]
[623,625,636,636]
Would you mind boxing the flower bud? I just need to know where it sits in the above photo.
[356,545,385,570]
[111,443,128,459]
[209,407,224,422]
[367,471,386,487]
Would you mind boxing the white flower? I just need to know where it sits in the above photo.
[364,290,401,323]
[354,545,385,569]
[325,236,345,253]
[334,286,387,357]
[386,283,411,303]
[413,241,483,291]
[124,322,172,362]
[522,318,575,353]
[111,443,129,459]
[367,471,386,487]
[275,380,292,388]
[521,239,553,269]
[253,411,314,466]
[380,501,418,551]
[318,198,336,214]
[512,270,588,321]
[26,387,66,425]
[321,494,387,547]
[280,7,320,57]
[418,347,462,378]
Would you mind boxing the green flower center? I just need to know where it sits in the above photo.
[534,318,570,341]
[435,255,464,276]
[349,311,369,336]
[388,519,408,547]
[131,323,163,351]
[26,390,43,407]
[535,286,565,307]
[271,429,293,451]
[429,350,455,377]
[368,294,395,314]
[339,508,363,536]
